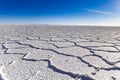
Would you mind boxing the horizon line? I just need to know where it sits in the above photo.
[0,24,120,27]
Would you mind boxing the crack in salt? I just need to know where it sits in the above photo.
[1,44,9,54]
[42,59,94,80]
[15,42,40,49]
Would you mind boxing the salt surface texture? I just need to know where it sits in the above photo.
[0,25,120,80]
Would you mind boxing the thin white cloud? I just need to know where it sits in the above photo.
[83,8,116,16]
[116,0,120,12]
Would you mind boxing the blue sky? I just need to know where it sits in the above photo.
[0,0,120,26]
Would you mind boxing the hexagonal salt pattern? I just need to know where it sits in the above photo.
[0,25,120,80]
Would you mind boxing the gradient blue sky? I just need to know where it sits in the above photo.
[0,0,120,26]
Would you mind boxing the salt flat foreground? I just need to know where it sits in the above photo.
[0,25,120,80]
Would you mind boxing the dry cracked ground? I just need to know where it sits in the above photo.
[0,25,120,80]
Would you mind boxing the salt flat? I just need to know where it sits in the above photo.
[0,25,120,80]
